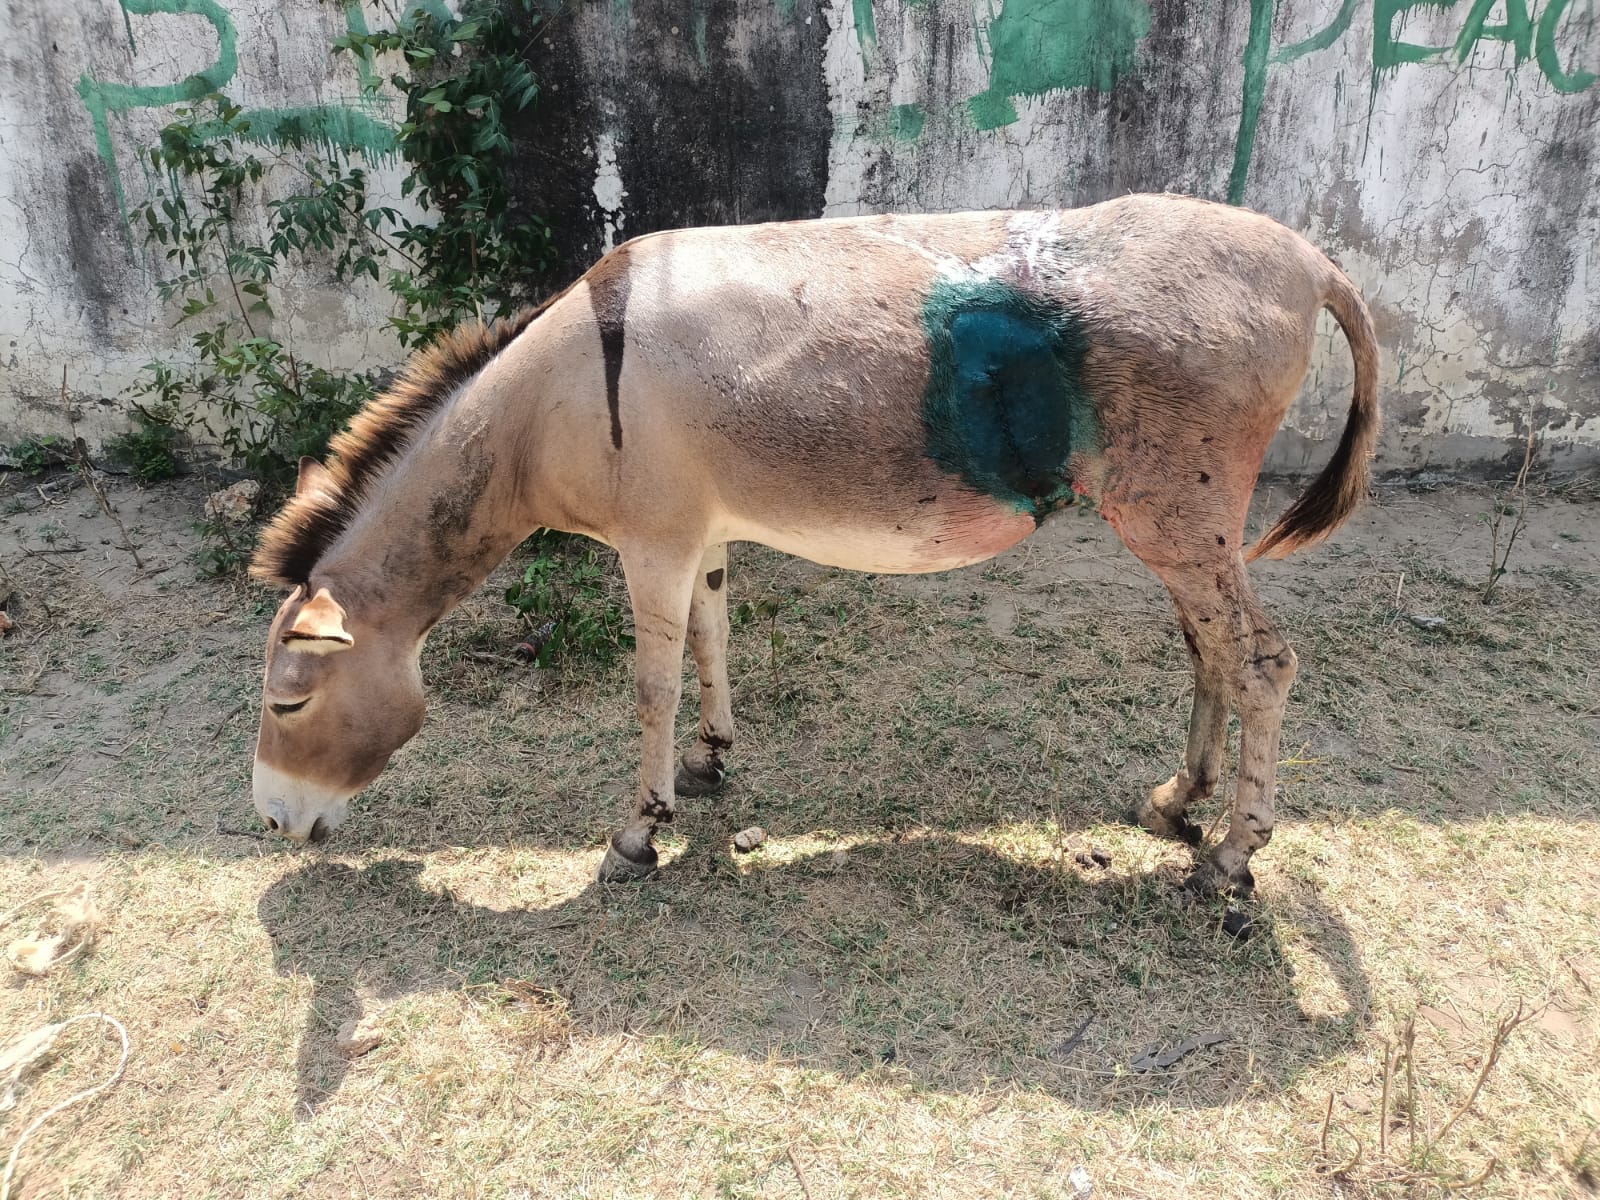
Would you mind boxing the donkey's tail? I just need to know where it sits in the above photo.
[1247,265,1382,561]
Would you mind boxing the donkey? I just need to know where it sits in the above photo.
[250,193,1379,896]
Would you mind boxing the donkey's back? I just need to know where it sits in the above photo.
[546,195,1372,578]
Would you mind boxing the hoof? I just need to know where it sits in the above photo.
[1133,801,1202,847]
[1182,857,1254,900]
[597,837,659,883]
[674,757,726,799]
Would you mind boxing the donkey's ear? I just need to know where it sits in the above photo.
[283,587,353,650]
[296,456,336,499]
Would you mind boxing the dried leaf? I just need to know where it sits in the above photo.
[8,934,64,976]
[54,882,100,940]
[1129,1029,1232,1072]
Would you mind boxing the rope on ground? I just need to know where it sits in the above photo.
[1,1014,129,1200]
[0,889,72,931]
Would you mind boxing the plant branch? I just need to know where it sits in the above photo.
[1430,1001,1534,1149]
[1483,418,1538,603]
[63,368,143,570]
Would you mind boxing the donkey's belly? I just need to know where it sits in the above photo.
[724,492,1039,575]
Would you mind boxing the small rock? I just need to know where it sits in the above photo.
[1067,1164,1094,1198]
[1407,613,1446,631]
[335,1016,384,1058]
[1341,1091,1373,1114]
[732,826,767,853]
[204,479,260,525]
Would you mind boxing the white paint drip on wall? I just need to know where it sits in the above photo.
[593,130,626,253]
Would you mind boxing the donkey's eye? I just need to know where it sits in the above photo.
[270,699,310,716]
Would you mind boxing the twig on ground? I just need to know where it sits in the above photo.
[1319,1005,1532,1189]
[206,699,249,742]
[214,818,267,841]
[1379,1037,1394,1158]
[1482,420,1536,604]
[787,1146,816,1200]
[1432,1001,1533,1148]
[15,545,66,573]
[1401,1017,1417,1156]
[1440,1155,1497,1191]
[65,369,144,571]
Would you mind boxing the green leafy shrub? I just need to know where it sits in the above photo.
[503,534,634,667]
[103,408,183,482]
[129,0,550,491]
[3,436,68,473]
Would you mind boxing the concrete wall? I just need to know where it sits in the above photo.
[3,0,1598,474]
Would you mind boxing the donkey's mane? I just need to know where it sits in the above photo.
[250,305,547,589]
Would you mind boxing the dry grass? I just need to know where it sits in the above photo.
[1,476,1597,1198]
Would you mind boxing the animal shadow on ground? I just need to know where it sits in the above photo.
[259,838,1370,1117]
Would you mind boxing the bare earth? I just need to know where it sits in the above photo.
[1,472,1597,1198]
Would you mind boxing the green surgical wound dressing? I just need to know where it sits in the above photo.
[921,278,1099,521]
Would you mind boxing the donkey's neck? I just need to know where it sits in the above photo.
[316,380,547,634]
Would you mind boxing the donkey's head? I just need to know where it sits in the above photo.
[253,581,427,841]
[251,458,432,841]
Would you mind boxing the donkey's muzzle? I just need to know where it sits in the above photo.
[253,762,350,843]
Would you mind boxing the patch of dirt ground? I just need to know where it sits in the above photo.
[1,470,1597,1198]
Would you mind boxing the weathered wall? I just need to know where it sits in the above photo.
[0,1,420,448]
[2,0,1598,473]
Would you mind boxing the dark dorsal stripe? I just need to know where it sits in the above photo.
[588,253,632,451]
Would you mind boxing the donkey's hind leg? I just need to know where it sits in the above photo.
[1135,605,1228,848]
[598,543,702,883]
[1145,552,1298,896]
[677,543,734,798]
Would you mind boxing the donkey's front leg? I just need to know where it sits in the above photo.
[677,543,734,798]
[598,546,701,883]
